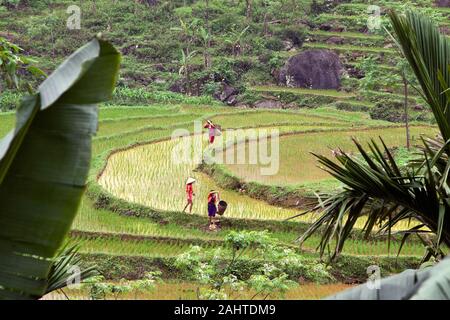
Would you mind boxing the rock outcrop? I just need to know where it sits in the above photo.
[169,79,185,93]
[278,49,343,89]
[213,83,238,105]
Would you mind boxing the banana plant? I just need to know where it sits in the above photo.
[224,25,250,56]
[0,37,120,299]
[0,36,46,93]
[178,48,197,95]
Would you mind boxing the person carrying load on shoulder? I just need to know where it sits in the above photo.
[183,177,196,214]
[207,190,220,225]
[204,120,219,144]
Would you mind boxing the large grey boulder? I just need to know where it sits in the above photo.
[278,49,343,89]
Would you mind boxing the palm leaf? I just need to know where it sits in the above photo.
[388,10,450,140]
[46,243,98,294]
[0,37,120,299]
[295,10,450,262]
[297,137,448,260]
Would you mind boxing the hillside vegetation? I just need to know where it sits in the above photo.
[1,0,448,300]
[1,0,448,122]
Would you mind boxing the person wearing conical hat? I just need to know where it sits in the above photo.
[183,177,196,214]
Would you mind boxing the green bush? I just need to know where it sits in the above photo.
[264,37,284,51]
[334,101,370,112]
[202,81,221,96]
[0,90,22,111]
[369,99,405,123]
[173,230,333,299]
[276,92,335,107]
[273,25,306,46]
[236,90,263,105]
[110,86,220,106]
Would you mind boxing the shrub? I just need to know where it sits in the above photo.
[173,231,333,300]
[110,86,221,106]
[369,99,405,123]
[202,81,221,96]
[264,37,284,51]
[0,90,22,111]
[237,90,263,105]
[268,52,284,69]
[334,101,370,112]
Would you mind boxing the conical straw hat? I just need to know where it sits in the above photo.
[186,177,196,184]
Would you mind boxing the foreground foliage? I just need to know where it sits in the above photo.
[0,37,120,299]
[296,10,450,263]
[0,36,45,93]
[174,231,332,300]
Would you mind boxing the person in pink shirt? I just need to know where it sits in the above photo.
[204,120,216,144]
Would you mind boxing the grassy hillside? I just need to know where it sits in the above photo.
[1,0,447,300]
[0,0,446,122]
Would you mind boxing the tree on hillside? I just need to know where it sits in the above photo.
[178,48,197,95]
[395,59,417,150]
[294,11,450,264]
[357,55,418,149]
[172,17,200,95]
[203,0,212,69]
[245,0,252,21]
[198,27,211,69]
[224,25,250,56]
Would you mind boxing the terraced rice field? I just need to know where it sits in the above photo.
[98,133,302,221]
[222,126,435,186]
[1,96,437,299]
[98,124,433,230]
[96,108,398,222]
[1,0,447,301]
[72,196,426,257]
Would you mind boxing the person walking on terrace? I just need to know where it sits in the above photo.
[207,190,220,226]
[183,177,196,214]
[204,120,217,144]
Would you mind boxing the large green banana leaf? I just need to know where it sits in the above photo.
[326,258,450,300]
[0,38,120,299]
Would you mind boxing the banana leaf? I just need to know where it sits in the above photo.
[0,37,120,299]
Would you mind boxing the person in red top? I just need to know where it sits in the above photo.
[207,190,220,225]
[204,120,216,144]
[183,177,196,213]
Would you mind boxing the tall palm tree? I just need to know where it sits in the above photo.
[293,10,450,262]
